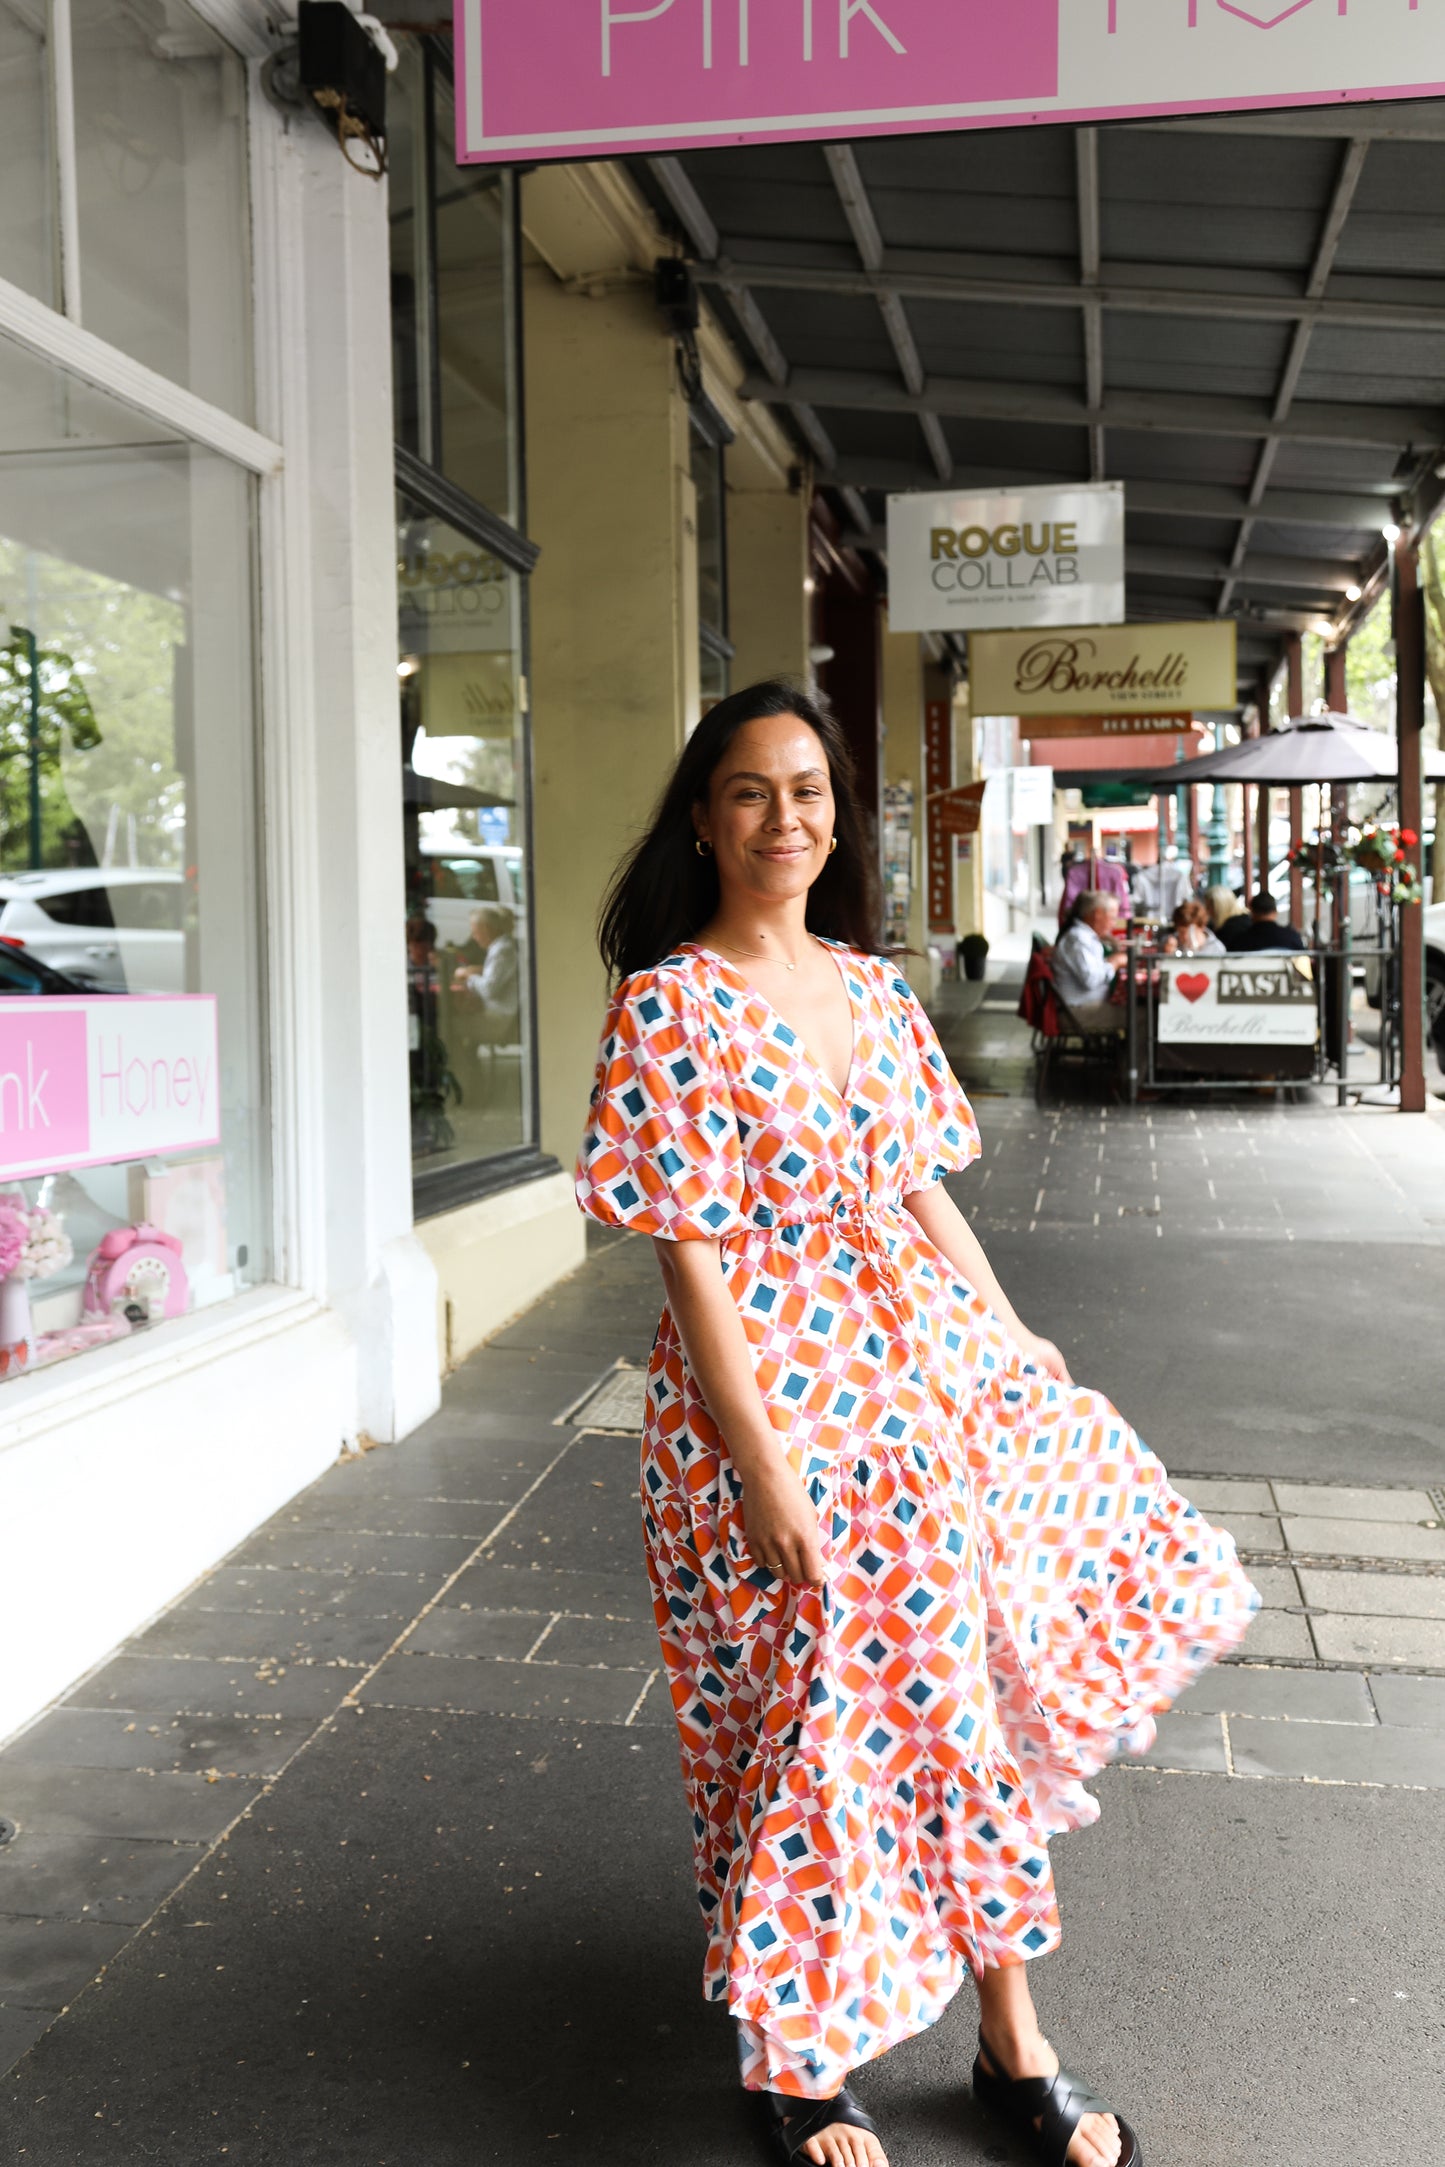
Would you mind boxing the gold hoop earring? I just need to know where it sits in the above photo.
[828,837,838,855]
[695,838,712,857]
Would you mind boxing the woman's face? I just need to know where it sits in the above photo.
[695,713,836,908]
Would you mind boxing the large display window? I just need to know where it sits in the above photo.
[390,29,538,1213]
[398,485,535,1193]
[0,332,267,1382]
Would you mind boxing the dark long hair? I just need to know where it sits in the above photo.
[598,678,882,980]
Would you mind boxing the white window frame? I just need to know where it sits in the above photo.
[0,0,327,1346]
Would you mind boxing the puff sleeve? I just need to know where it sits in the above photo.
[575,968,749,1240]
[891,967,981,1190]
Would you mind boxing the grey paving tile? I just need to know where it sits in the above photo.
[225,1529,480,1576]
[0,1709,315,1779]
[1179,1479,1275,1514]
[0,2003,52,2076]
[402,1608,552,1661]
[1367,1673,1445,1730]
[319,1445,559,1503]
[0,1917,133,2007]
[1311,1616,1445,1667]
[1271,1484,1436,1523]
[0,1835,204,1924]
[1244,1564,1302,1609]
[440,1559,650,1620]
[1228,1609,1313,1660]
[0,1766,250,1842]
[535,1615,659,1672]
[1297,1569,1445,1621]
[127,1607,403,1667]
[1283,1517,1445,1564]
[1119,1712,1228,1773]
[1177,1666,1376,1724]
[64,1656,352,1720]
[1229,1716,1445,1787]
[271,1492,505,1536]
[180,1566,434,1618]
[358,1653,648,1723]
[1214,1512,1285,1553]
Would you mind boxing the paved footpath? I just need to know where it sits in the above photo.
[3,1091,1445,2164]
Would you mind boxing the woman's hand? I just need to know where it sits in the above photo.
[1018,1334,1074,1386]
[742,1460,825,1585]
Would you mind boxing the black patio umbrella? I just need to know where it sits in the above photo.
[1130,713,1444,788]
[402,767,513,811]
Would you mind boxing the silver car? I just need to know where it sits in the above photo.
[0,868,185,994]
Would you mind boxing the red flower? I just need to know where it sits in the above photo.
[1399,828,1418,848]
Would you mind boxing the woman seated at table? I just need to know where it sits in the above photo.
[1168,898,1225,956]
[1205,884,1244,938]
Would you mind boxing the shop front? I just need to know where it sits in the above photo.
[0,0,438,1740]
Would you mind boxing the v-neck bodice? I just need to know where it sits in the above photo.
[576,942,979,1241]
[683,939,858,1109]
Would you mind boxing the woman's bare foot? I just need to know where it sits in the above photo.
[773,2100,888,2167]
[976,2034,1122,2167]
[975,1961,1124,2167]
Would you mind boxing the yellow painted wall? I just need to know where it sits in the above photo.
[416,1173,584,1372]
[728,488,811,690]
[524,266,694,1167]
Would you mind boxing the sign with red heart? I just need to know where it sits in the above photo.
[1157,959,1316,1044]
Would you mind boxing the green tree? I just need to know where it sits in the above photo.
[0,630,102,870]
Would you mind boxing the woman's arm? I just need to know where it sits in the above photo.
[652,1237,825,1584]
[901,1181,1075,1385]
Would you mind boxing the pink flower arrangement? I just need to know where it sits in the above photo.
[0,1196,73,1282]
[0,1203,27,1282]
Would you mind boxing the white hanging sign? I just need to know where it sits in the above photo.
[886,483,1124,634]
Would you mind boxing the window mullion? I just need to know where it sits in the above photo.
[49,0,82,323]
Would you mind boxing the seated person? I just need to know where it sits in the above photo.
[1052,889,1128,1034]
[1205,884,1245,939]
[1169,897,1225,955]
[1218,889,1306,953]
[450,902,521,1044]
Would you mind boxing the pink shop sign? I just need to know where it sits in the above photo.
[0,996,221,1182]
[454,1,1445,164]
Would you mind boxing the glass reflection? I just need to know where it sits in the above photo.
[398,495,532,1174]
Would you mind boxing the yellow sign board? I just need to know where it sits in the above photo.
[971,621,1237,719]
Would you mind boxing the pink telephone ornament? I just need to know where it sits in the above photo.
[83,1224,189,1324]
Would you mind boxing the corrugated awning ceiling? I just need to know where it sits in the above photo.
[631,104,1445,708]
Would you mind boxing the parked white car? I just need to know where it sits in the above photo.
[0,868,185,994]
[420,842,525,951]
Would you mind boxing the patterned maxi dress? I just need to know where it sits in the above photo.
[575,942,1257,2100]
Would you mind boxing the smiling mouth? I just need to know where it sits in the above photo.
[757,844,809,858]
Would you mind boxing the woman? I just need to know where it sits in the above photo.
[1204,884,1244,938]
[576,682,1256,2167]
[1168,898,1225,956]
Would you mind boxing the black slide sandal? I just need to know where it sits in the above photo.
[972,2031,1142,2167]
[762,2083,881,2163]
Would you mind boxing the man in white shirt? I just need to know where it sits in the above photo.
[1052,890,1127,1034]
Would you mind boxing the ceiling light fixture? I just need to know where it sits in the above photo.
[1345,584,1362,602]
[1382,522,1401,544]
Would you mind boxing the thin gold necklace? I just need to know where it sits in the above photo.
[711,933,817,974]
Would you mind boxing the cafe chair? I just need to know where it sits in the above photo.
[1018,945,1124,1109]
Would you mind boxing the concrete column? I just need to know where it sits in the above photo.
[296,128,440,1442]
[728,487,810,689]
[524,265,694,1165]
[880,617,926,963]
